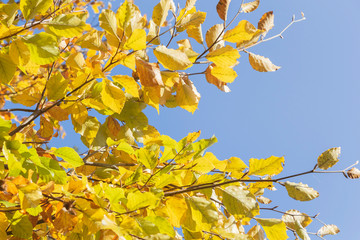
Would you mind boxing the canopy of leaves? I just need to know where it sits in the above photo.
[0,0,352,239]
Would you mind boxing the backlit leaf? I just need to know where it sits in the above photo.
[241,0,260,13]
[223,20,262,43]
[0,53,16,84]
[218,186,259,219]
[24,32,60,65]
[20,0,52,20]
[152,0,172,27]
[9,39,30,66]
[186,24,203,44]
[249,156,284,176]
[154,45,193,71]
[281,209,312,230]
[317,224,340,237]
[185,196,218,231]
[205,64,231,92]
[127,191,159,211]
[206,45,240,67]
[48,14,86,37]
[210,66,237,83]
[135,58,164,87]
[54,147,84,168]
[113,75,139,98]
[256,218,288,240]
[285,181,319,201]
[216,0,231,21]
[176,76,200,113]
[317,147,340,170]
[46,72,68,101]
[101,79,126,114]
[124,29,146,50]
[99,9,118,37]
[248,52,281,72]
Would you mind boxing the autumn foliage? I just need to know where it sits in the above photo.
[0,0,357,239]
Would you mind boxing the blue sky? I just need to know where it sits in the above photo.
[129,0,359,238]
[44,0,360,238]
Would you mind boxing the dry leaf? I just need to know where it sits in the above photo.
[317,224,340,237]
[135,58,164,87]
[347,167,360,179]
[248,52,280,72]
[241,0,260,13]
[216,0,231,21]
[258,11,274,33]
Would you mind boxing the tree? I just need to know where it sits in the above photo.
[0,0,358,239]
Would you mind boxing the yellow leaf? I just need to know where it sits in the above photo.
[24,32,59,65]
[0,3,18,27]
[175,76,200,113]
[255,218,288,240]
[18,183,42,209]
[205,24,224,52]
[146,20,160,45]
[184,196,218,231]
[166,197,187,228]
[177,11,206,32]
[248,52,281,72]
[143,86,164,112]
[66,52,85,70]
[216,0,231,21]
[0,53,17,84]
[186,130,201,143]
[37,116,53,139]
[76,30,107,51]
[99,9,118,38]
[48,14,86,37]
[112,75,139,98]
[241,0,260,13]
[101,79,126,114]
[154,45,193,71]
[210,66,237,83]
[185,0,197,10]
[223,20,262,43]
[70,103,88,125]
[20,0,52,20]
[46,72,68,101]
[135,58,163,87]
[249,156,284,176]
[317,147,340,170]
[124,29,146,50]
[284,181,319,201]
[205,64,231,92]
[9,39,30,66]
[225,157,248,174]
[186,24,203,44]
[152,0,172,27]
[247,225,265,240]
[206,45,240,67]
[126,191,158,211]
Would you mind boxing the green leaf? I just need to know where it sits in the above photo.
[23,32,59,65]
[39,157,68,184]
[137,216,175,237]
[137,147,158,170]
[248,156,284,176]
[0,53,17,84]
[54,147,84,168]
[217,186,259,219]
[11,211,33,239]
[284,181,319,201]
[126,191,159,211]
[48,14,86,37]
[255,218,288,240]
[317,147,340,170]
[0,118,11,133]
[20,0,52,20]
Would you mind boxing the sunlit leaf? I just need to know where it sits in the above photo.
[216,0,231,21]
[205,24,224,52]
[206,45,240,67]
[241,0,260,13]
[210,65,237,83]
[223,20,262,43]
[249,156,284,176]
[317,147,340,170]
[248,52,281,72]
[24,32,60,65]
[101,79,126,114]
[281,209,312,230]
[46,72,68,101]
[317,224,340,237]
[135,57,164,87]
[347,167,360,179]
[258,11,274,34]
[113,75,140,98]
[0,53,16,84]
[54,147,84,168]
[152,0,172,27]
[99,9,118,37]
[124,29,147,50]
[154,45,193,71]
[20,0,52,20]
[205,64,231,92]
[285,181,319,201]
[255,218,288,240]
[48,14,86,37]
[175,76,200,113]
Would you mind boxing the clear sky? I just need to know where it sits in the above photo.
[46,0,360,238]
[129,0,359,238]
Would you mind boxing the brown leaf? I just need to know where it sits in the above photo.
[205,64,231,92]
[317,224,340,237]
[216,0,231,21]
[248,52,280,72]
[347,167,360,179]
[135,57,164,87]
[241,0,260,13]
[258,11,274,32]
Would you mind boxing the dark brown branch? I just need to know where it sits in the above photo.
[0,108,35,113]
